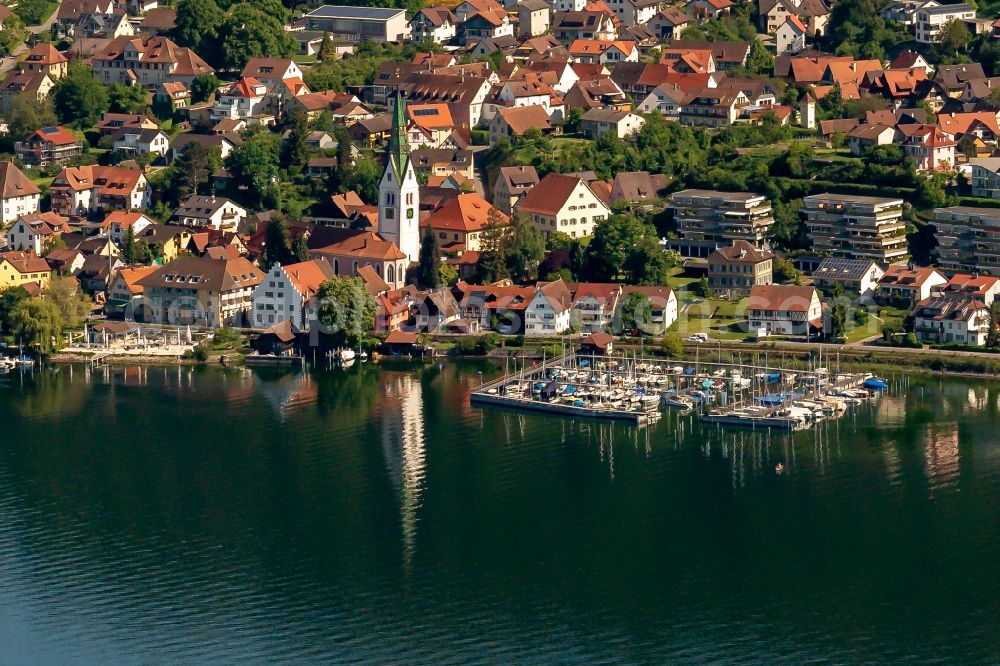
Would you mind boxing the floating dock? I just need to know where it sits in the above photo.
[470,353,883,429]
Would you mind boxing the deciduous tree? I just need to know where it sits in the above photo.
[53,62,110,128]
[9,297,62,353]
[316,277,376,347]
[505,212,545,282]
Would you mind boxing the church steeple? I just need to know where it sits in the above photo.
[387,91,409,178]
[377,89,420,268]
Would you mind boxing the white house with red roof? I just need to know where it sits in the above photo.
[877,265,948,304]
[516,172,611,238]
[775,15,807,55]
[406,103,456,148]
[211,77,270,122]
[49,165,150,216]
[568,39,639,65]
[935,273,1000,306]
[240,57,302,84]
[570,282,623,333]
[0,161,41,224]
[903,125,956,172]
[102,211,155,244]
[912,296,990,346]
[686,0,732,20]
[4,212,71,254]
[411,6,458,43]
[525,279,574,336]
[747,284,822,336]
[252,259,336,330]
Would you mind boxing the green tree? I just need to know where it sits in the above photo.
[829,301,847,339]
[171,0,225,62]
[476,209,511,283]
[8,94,57,141]
[561,107,583,134]
[43,278,90,329]
[0,286,30,335]
[661,332,683,356]
[9,297,62,353]
[625,235,674,285]
[280,108,311,169]
[618,291,654,335]
[505,212,545,282]
[191,73,220,104]
[746,38,774,76]
[53,62,110,127]
[293,233,309,263]
[939,18,972,56]
[135,239,154,265]
[258,215,294,270]
[417,226,441,288]
[316,276,376,347]
[584,214,647,281]
[987,307,1000,348]
[773,256,801,283]
[335,126,354,175]
[219,3,296,71]
[172,140,218,202]
[338,156,380,203]
[122,225,138,264]
[439,262,458,286]
[0,15,27,55]
[958,134,978,159]
[318,32,337,62]
[108,83,148,114]
[225,134,280,210]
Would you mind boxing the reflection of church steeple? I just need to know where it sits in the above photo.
[379,374,426,572]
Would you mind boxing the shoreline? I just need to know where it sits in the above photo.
[49,352,196,366]
[43,340,1000,379]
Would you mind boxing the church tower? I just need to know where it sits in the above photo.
[378,92,420,266]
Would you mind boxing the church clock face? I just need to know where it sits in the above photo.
[406,208,414,219]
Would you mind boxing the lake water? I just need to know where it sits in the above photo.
[0,362,999,664]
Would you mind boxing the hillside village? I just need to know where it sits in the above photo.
[2,0,1000,355]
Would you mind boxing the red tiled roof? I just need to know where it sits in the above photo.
[422,193,508,233]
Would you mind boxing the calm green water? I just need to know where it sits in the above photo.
[0,362,999,664]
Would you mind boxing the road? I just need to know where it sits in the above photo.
[684,338,1000,362]
[0,1,63,73]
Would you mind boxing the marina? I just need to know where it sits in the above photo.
[470,353,887,429]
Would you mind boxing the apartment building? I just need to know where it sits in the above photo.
[801,193,908,263]
[915,3,975,43]
[303,5,410,42]
[912,296,990,346]
[136,255,263,328]
[933,205,1000,273]
[666,189,775,257]
[968,157,1000,198]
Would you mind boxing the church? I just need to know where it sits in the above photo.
[307,92,419,290]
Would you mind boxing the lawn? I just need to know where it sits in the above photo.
[665,266,697,290]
